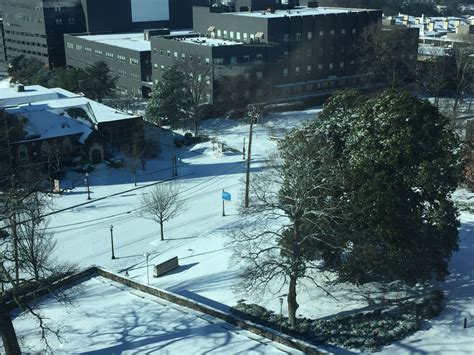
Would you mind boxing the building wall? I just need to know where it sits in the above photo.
[0,19,7,65]
[2,0,86,67]
[64,34,150,97]
[160,6,381,101]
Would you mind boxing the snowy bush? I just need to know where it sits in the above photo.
[231,290,444,352]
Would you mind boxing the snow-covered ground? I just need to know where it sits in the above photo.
[7,107,474,354]
[12,276,302,354]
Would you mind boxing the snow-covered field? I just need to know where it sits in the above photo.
[7,107,474,354]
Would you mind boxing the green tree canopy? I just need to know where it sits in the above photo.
[286,90,462,286]
[145,65,189,129]
[82,61,117,102]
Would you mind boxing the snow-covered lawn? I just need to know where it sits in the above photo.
[11,276,302,354]
[8,107,474,353]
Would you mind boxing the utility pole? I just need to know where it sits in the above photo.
[242,137,246,160]
[110,225,116,260]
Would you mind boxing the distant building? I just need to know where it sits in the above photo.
[0,85,143,173]
[151,5,382,103]
[1,0,86,67]
[0,0,194,68]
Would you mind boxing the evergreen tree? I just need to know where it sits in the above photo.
[50,67,87,94]
[291,90,462,286]
[7,56,48,85]
[145,65,188,128]
[82,61,117,102]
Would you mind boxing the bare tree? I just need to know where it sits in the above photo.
[0,175,77,354]
[416,48,452,107]
[140,183,184,241]
[177,60,211,136]
[232,143,341,327]
[357,24,418,89]
[451,45,474,116]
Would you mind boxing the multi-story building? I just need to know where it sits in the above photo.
[0,16,7,66]
[1,0,86,67]
[151,4,382,103]
[64,29,194,98]
[0,0,194,68]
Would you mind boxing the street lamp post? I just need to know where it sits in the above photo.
[279,297,284,333]
[144,252,150,285]
[110,225,116,260]
[84,172,91,200]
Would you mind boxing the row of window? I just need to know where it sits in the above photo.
[282,60,354,76]
[282,28,356,42]
[153,48,211,65]
[5,38,47,48]
[55,18,75,25]
[280,77,359,96]
[66,42,140,65]
[6,46,48,57]
[211,29,264,43]
[5,30,47,39]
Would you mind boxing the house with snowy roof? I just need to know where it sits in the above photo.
[0,85,143,173]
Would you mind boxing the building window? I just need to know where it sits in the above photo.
[230,31,234,39]
[296,33,301,41]
[173,51,178,59]
[130,58,139,64]
[206,76,211,85]
[181,53,186,60]
[295,50,300,58]
[95,49,102,55]
[318,64,323,70]
[329,63,334,70]
[341,29,346,35]
[340,61,344,68]
[330,29,335,35]
[160,65,165,70]
[85,47,92,52]
[66,42,73,49]
[41,141,51,159]
[308,31,313,40]
[106,52,114,58]
[205,58,210,66]
[350,60,355,66]
[236,32,241,40]
[256,53,263,61]
[295,66,300,75]
[117,54,126,61]
[230,56,237,64]
[167,50,171,58]
[319,30,324,37]
[283,51,289,59]
[68,18,75,25]
[307,49,312,57]
[283,33,289,42]
[75,44,82,50]
[223,30,227,39]
[160,49,164,56]
[217,29,222,37]
[283,68,288,77]
[306,65,312,73]
[352,28,356,34]
[250,34,255,41]
[256,71,263,80]
[55,18,63,25]
[243,33,248,41]
[243,55,250,63]
[18,145,28,163]
[244,73,250,80]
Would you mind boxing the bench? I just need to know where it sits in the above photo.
[153,256,179,277]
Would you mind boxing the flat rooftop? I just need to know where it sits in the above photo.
[76,32,152,52]
[180,36,243,47]
[8,276,301,354]
[228,6,375,18]
[0,85,76,107]
[75,30,195,52]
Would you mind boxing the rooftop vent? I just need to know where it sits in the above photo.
[17,84,25,92]
[308,1,318,8]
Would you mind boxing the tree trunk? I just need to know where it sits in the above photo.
[159,221,164,241]
[287,274,299,328]
[193,120,198,137]
[0,309,21,355]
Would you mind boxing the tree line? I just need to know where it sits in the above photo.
[7,56,117,103]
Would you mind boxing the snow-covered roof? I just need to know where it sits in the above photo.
[10,275,302,354]
[228,6,372,19]
[0,85,76,107]
[76,32,152,52]
[6,103,93,143]
[1,85,138,143]
[180,37,243,47]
